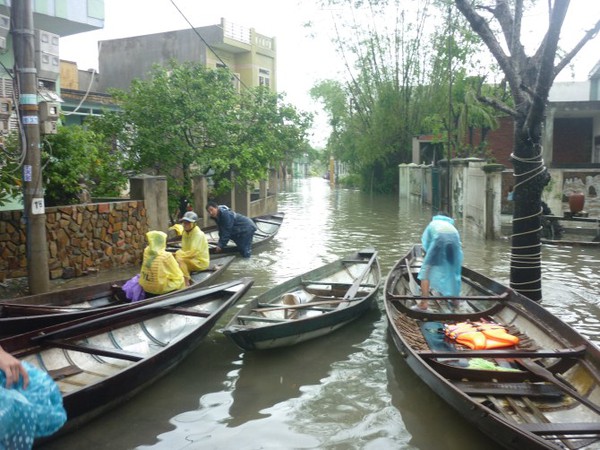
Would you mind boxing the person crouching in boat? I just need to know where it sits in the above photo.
[175,211,210,286]
[140,230,185,296]
[205,201,257,258]
[415,213,464,310]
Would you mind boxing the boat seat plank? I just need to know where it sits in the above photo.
[46,340,145,362]
[48,364,83,381]
[161,307,210,318]
[303,281,377,288]
[453,381,563,398]
[253,304,336,313]
[388,292,508,301]
[254,218,282,226]
[342,259,369,264]
[237,315,292,323]
[521,422,600,435]
[303,281,352,287]
[420,345,586,359]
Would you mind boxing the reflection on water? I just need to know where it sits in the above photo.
[227,308,379,428]
[39,177,600,450]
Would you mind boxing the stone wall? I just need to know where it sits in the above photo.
[0,201,147,281]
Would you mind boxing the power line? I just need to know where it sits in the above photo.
[169,0,251,92]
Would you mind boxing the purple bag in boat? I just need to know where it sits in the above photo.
[122,274,145,302]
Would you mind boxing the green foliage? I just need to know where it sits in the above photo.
[309,0,507,193]
[0,133,22,207]
[338,173,361,188]
[41,125,128,206]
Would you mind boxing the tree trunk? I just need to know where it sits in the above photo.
[510,116,550,302]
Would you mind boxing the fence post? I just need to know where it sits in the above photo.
[130,175,169,232]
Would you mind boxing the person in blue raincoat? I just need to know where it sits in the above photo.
[0,346,67,449]
[415,213,463,310]
[205,201,257,258]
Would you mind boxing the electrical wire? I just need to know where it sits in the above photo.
[169,0,251,93]
[63,68,96,116]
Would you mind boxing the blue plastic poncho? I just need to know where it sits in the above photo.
[0,361,67,449]
[417,215,463,296]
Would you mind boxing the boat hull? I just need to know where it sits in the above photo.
[0,254,236,335]
[223,249,381,350]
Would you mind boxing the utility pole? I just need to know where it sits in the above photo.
[12,0,49,293]
[446,4,453,217]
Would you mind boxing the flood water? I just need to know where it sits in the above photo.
[39,177,600,450]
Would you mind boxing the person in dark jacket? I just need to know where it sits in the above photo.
[205,201,257,258]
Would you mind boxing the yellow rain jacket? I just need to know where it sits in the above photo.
[175,225,210,278]
[140,230,185,295]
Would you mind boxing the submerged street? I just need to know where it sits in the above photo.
[37,177,600,450]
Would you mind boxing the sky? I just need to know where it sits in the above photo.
[59,0,600,148]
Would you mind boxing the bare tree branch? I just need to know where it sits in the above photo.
[554,18,600,76]
[526,0,569,132]
[478,95,517,117]
[454,0,520,97]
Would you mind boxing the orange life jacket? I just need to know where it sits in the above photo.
[444,321,519,350]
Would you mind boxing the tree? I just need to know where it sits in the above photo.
[311,2,436,192]
[104,61,312,214]
[41,125,128,206]
[453,0,600,301]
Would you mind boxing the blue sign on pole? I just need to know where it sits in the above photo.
[24,165,32,182]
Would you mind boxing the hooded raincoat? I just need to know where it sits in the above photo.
[417,215,463,296]
[175,225,210,278]
[139,231,185,295]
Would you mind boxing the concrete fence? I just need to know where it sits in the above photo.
[399,159,504,239]
[0,175,166,282]
[0,171,280,283]
[0,201,147,281]
[400,160,600,239]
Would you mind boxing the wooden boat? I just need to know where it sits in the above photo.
[168,212,285,254]
[0,254,236,336]
[222,248,381,350]
[541,214,600,247]
[0,277,253,440]
[384,244,600,450]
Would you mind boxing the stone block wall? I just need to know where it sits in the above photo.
[0,201,147,281]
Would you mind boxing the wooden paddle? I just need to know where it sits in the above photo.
[517,357,600,416]
[343,250,378,300]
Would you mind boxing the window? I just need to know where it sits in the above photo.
[258,68,270,88]
[232,73,241,93]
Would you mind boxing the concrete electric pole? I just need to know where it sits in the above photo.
[12,0,49,293]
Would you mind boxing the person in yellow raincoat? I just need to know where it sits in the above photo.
[139,230,185,295]
[175,211,210,286]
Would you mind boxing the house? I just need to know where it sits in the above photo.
[96,18,277,95]
[59,60,118,126]
[411,64,600,219]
